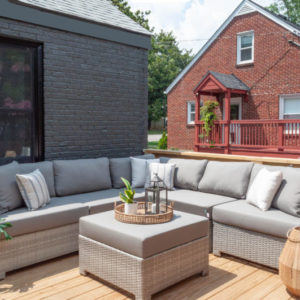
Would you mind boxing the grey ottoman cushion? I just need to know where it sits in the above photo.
[19,161,56,197]
[80,210,208,258]
[249,164,300,217]
[160,158,208,190]
[212,200,300,238]
[54,158,112,196]
[198,161,253,198]
[110,154,155,188]
[0,161,23,213]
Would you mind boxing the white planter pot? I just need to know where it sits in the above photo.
[124,202,137,215]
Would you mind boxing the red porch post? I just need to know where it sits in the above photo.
[224,90,231,154]
[194,93,200,152]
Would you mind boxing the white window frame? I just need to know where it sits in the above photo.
[187,101,195,125]
[237,30,254,65]
[279,94,300,134]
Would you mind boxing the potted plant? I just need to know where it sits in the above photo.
[119,177,137,215]
[0,219,12,240]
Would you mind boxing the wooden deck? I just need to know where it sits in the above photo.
[0,253,297,300]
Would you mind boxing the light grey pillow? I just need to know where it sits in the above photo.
[198,161,253,198]
[109,154,156,189]
[145,163,176,190]
[16,169,51,211]
[0,161,23,213]
[19,161,56,197]
[160,158,208,190]
[130,157,159,188]
[54,158,112,196]
[249,164,300,217]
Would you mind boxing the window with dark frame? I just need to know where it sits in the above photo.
[0,37,43,165]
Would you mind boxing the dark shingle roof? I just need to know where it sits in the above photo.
[15,0,151,36]
[195,71,250,92]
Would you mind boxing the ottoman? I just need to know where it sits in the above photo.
[79,210,209,300]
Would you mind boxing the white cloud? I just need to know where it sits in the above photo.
[127,0,274,53]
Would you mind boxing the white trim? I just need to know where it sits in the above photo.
[187,101,195,124]
[237,31,254,64]
[222,97,242,120]
[279,93,300,119]
[237,3,255,16]
[165,0,300,95]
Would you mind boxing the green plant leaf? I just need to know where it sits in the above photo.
[125,189,133,199]
[121,177,131,191]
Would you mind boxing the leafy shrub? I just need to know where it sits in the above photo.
[158,131,168,149]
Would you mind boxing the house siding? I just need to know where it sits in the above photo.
[167,12,300,150]
[0,17,148,160]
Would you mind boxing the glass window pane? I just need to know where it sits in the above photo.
[0,43,35,164]
[284,98,300,114]
[241,35,252,48]
[190,102,195,113]
[241,48,252,61]
[190,112,195,122]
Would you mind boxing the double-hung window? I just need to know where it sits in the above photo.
[237,31,254,64]
[187,101,195,124]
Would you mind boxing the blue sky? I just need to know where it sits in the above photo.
[127,0,274,53]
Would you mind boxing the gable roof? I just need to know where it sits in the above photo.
[165,0,300,95]
[194,71,250,93]
[13,0,151,36]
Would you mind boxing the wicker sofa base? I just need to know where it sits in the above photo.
[213,222,286,269]
[0,223,79,279]
[79,235,209,300]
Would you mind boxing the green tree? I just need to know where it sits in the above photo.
[148,31,192,128]
[110,1,193,129]
[267,0,300,24]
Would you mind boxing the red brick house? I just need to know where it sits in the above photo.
[166,0,300,158]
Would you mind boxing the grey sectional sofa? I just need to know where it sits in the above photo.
[0,154,299,279]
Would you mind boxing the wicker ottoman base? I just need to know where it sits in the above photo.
[79,235,209,300]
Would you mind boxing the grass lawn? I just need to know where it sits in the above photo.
[148,130,164,135]
[148,141,159,149]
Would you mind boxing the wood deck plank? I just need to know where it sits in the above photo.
[0,253,290,300]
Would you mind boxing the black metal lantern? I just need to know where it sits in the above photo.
[145,173,168,214]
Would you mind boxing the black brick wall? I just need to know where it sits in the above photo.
[0,18,148,160]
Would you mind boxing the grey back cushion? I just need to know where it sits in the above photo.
[109,154,155,188]
[0,161,23,213]
[160,157,208,190]
[249,164,300,217]
[19,161,56,197]
[198,161,253,198]
[54,158,112,196]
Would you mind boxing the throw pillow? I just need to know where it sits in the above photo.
[130,157,159,188]
[246,168,283,211]
[16,169,50,211]
[145,162,176,190]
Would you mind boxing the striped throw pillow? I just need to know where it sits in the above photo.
[16,169,50,210]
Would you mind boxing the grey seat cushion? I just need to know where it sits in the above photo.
[19,161,56,197]
[1,199,89,237]
[51,188,145,214]
[249,164,300,217]
[160,158,208,190]
[165,190,237,218]
[54,158,112,196]
[80,210,208,258]
[0,161,23,213]
[110,154,155,188]
[198,161,253,198]
[212,200,300,238]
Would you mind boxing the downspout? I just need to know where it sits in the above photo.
[288,40,300,48]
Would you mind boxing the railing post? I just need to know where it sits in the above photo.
[224,90,231,154]
[278,122,284,151]
[194,93,200,152]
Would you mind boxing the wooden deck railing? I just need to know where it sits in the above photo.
[194,119,300,158]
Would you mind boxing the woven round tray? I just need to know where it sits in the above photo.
[114,202,173,224]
